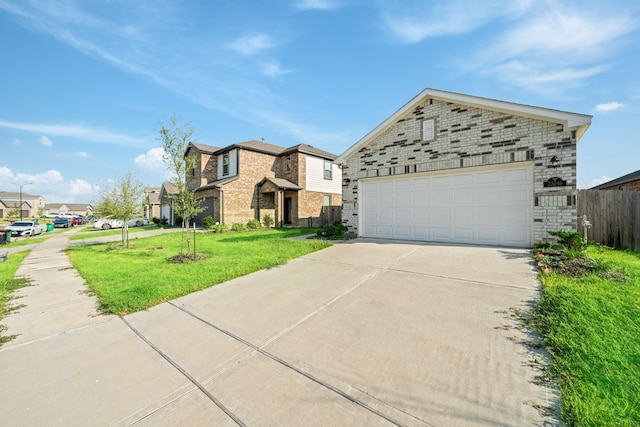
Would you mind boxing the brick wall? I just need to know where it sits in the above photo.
[221,150,278,226]
[341,98,578,244]
[599,179,640,191]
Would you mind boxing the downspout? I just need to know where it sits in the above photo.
[220,189,225,225]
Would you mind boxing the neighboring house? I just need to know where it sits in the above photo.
[335,88,592,248]
[143,187,161,219]
[159,181,179,225]
[184,140,342,227]
[0,191,47,219]
[44,203,93,217]
[590,169,640,191]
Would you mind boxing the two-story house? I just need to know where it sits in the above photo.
[184,140,342,227]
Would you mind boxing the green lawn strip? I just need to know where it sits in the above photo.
[67,228,330,315]
[1,251,31,345]
[70,225,162,240]
[3,236,48,247]
[532,247,640,426]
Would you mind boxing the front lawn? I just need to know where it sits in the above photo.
[70,224,162,240]
[532,246,640,426]
[67,228,329,315]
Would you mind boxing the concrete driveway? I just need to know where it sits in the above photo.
[0,238,558,426]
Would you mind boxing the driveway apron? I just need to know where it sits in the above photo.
[0,237,559,426]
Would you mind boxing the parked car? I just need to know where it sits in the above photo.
[93,217,148,230]
[7,220,45,237]
[53,218,72,228]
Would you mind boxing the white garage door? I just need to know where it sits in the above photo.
[360,164,532,247]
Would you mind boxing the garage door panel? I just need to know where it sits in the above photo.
[432,228,451,239]
[360,165,532,247]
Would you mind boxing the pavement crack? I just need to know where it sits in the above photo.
[119,316,246,427]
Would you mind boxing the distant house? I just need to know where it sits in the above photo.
[44,203,93,217]
[184,140,342,227]
[159,181,179,225]
[0,191,47,219]
[590,169,640,191]
[143,187,161,219]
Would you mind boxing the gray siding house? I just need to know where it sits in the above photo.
[335,88,592,248]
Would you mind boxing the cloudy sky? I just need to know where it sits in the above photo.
[1,0,639,203]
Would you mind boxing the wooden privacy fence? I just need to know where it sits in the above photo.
[577,189,640,251]
[321,206,342,225]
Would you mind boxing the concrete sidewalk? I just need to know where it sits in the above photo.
[0,238,559,426]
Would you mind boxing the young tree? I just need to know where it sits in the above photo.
[157,114,204,257]
[94,173,144,248]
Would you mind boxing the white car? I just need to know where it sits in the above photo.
[94,217,149,230]
[7,220,45,237]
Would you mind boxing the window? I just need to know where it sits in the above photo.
[323,195,331,206]
[324,159,332,180]
[222,153,229,176]
[422,118,435,141]
[285,156,291,172]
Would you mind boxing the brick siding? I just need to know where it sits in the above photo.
[341,98,579,244]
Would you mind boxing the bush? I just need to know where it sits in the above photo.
[317,221,349,239]
[151,217,160,225]
[212,223,228,233]
[548,230,585,251]
[231,222,246,232]
[262,213,274,228]
[247,219,261,229]
[202,216,216,230]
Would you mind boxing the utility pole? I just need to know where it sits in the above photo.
[19,182,33,220]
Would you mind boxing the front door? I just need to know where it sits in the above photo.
[284,197,292,225]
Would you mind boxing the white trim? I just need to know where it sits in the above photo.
[336,88,592,164]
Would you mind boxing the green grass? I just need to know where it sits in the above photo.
[67,228,329,315]
[70,224,162,240]
[1,251,31,345]
[532,246,640,426]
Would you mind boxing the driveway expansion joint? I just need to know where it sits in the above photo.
[169,301,422,427]
[120,316,246,427]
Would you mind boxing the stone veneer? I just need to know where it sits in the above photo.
[341,98,579,244]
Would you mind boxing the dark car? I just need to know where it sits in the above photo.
[53,218,72,228]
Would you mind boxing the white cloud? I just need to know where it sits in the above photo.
[383,1,532,43]
[0,167,97,203]
[75,151,90,158]
[134,147,171,179]
[0,119,146,146]
[226,34,276,56]
[40,135,53,146]
[590,176,612,187]
[461,2,639,92]
[11,139,22,146]
[595,102,624,112]
[68,179,98,196]
[260,61,293,79]
[293,0,338,11]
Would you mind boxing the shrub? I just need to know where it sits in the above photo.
[247,219,261,229]
[212,223,228,233]
[548,230,585,251]
[231,222,246,232]
[202,216,216,230]
[317,221,349,239]
[151,217,161,225]
[262,213,274,228]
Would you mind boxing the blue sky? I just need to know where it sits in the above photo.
[1,0,639,204]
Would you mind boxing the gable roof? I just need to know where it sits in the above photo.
[185,142,220,157]
[160,181,179,197]
[281,144,337,160]
[258,177,301,191]
[217,140,285,156]
[335,88,593,164]
[0,191,42,199]
[590,169,640,189]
